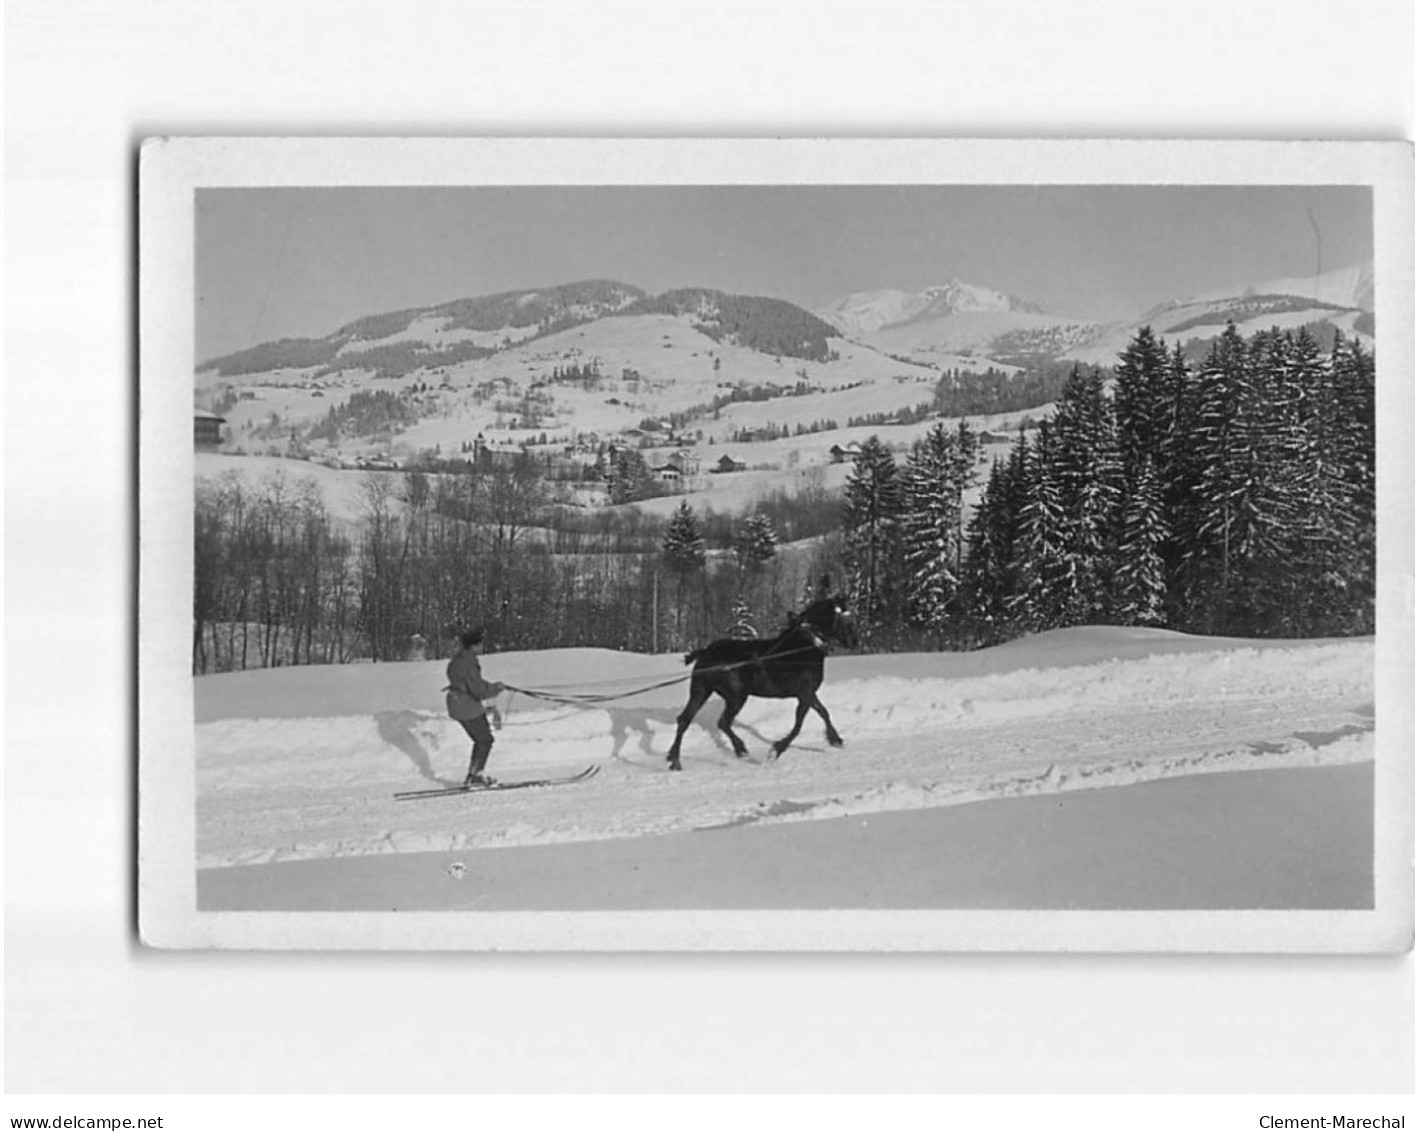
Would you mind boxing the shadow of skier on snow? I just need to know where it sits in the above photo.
[376,710,439,782]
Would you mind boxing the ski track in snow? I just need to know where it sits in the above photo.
[196,635,1374,868]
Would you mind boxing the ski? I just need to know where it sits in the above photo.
[394,765,599,800]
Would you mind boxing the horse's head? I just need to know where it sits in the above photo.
[798,594,858,651]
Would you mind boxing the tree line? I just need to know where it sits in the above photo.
[192,458,830,673]
[623,289,841,362]
[931,363,1089,417]
[838,324,1374,648]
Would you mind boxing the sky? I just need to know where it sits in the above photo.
[196,185,1372,363]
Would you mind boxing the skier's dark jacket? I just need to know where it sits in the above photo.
[445,648,500,721]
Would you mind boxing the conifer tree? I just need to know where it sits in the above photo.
[962,448,1018,639]
[661,500,706,576]
[1113,325,1170,489]
[1184,324,1292,632]
[1261,327,1331,631]
[733,511,779,574]
[1243,329,1314,629]
[728,596,758,639]
[900,421,978,629]
[1184,341,1226,622]
[1049,366,1121,619]
[1112,458,1170,626]
[1008,421,1078,630]
[660,500,706,646]
[1156,338,1195,607]
[842,435,904,637]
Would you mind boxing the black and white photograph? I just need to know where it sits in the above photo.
[136,139,1413,950]
[9,0,1415,1111]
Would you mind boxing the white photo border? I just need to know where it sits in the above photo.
[139,137,1415,951]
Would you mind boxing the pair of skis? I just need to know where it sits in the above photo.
[394,764,599,801]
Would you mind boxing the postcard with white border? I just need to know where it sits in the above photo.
[139,137,1415,951]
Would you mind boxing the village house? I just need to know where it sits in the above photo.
[471,432,524,469]
[829,442,864,463]
[713,454,746,474]
[665,449,701,476]
[194,409,225,448]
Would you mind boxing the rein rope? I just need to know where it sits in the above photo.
[499,633,836,708]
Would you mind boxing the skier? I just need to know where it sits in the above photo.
[445,625,506,788]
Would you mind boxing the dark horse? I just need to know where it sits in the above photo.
[665,595,858,771]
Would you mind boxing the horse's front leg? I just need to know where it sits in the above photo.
[773,697,812,758]
[667,681,711,771]
[716,694,751,759]
[812,694,844,747]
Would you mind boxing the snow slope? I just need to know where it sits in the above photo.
[195,627,1373,869]
[818,280,1043,336]
[865,310,1110,364]
[1064,305,1370,367]
[1061,261,1376,365]
[195,453,384,525]
[1187,261,1374,312]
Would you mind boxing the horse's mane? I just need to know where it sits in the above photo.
[684,602,837,666]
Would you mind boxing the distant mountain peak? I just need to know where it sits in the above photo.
[818,279,1044,337]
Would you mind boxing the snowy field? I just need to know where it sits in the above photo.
[195,626,1374,911]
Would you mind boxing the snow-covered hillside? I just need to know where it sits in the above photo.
[199,310,957,456]
[195,627,1372,869]
[1063,261,1375,365]
[1188,261,1374,312]
[195,453,385,525]
[865,309,1113,365]
[193,266,1375,527]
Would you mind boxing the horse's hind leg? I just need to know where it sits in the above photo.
[716,693,751,759]
[812,694,844,747]
[666,679,711,771]
[772,697,812,758]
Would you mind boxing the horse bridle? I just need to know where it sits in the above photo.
[796,622,831,653]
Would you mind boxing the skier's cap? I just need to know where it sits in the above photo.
[457,625,486,647]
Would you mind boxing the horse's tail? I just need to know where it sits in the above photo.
[683,648,704,666]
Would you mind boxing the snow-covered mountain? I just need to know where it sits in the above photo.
[194,263,1377,512]
[818,263,1375,369]
[818,279,1044,337]
[817,279,1116,368]
[1064,260,1375,365]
